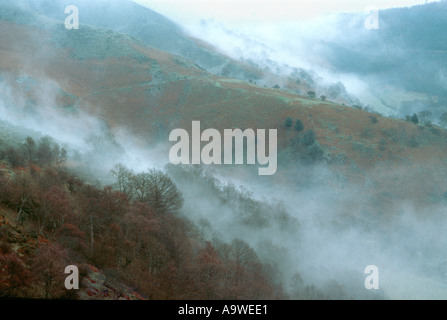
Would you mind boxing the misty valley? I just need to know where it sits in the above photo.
[0,0,447,302]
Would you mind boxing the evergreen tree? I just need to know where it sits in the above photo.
[411,113,419,124]
[294,119,304,132]
[285,117,293,128]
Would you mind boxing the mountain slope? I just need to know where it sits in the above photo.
[321,1,447,117]
[0,8,446,177]
[22,0,262,80]
[9,0,356,105]
[2,1,447,301]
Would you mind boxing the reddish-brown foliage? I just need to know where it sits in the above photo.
[31,243,70,299]
[0,252,33,297]
[0,151,282,299]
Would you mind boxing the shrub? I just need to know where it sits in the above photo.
[294,119,304,132]
[307,91,316,99]
[418,110,432,124]
[302,130,316,146]
[308,145,324,161]
[4,147,25,168]
[284,117,293,128]
[0,252,32,297]
[411,113,419,124]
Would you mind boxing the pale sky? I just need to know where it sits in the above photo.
[133,0,439,23]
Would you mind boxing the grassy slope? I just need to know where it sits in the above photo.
[0,19,446,185]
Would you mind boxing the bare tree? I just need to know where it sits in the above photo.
[134,169,184,215]
[110,163,137,200]
[111,165,183,215]
[22,136,36,164]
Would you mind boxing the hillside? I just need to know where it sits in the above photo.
[22,0,264,81]
[1,0,446,215]
[0,5,445,223]
[324,1,447,95]
[1,1,447,300]
[320,1,447,118]
[0,11,445,175]
[0,146,285,299]
[2,0,361,105]
[0,202,145,300]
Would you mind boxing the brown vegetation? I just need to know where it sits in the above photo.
[0,141,284,299]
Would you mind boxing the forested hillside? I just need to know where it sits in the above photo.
[0,136,286,299]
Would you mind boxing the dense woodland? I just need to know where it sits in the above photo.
[0,136,285,299]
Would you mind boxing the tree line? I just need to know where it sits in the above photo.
[0,136,67,168]
[0,140,284,299]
